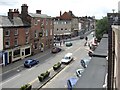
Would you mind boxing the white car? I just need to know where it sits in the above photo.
[76,69,84,77]
[61,53,73,64]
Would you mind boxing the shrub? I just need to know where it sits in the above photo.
[20,84,32,90]
[38,71,50,82]
[53,62,61,70]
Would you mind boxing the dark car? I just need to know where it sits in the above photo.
[24,59,39,68]
[67,77,78,90]
[80,35,84,39]
[66,42,72,47]
[51,47,61,53]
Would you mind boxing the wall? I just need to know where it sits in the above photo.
[0,28,3,51]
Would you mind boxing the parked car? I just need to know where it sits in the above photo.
[76,68,84,77]
[80,58,90,68]
[66,42,72,47]
[24,59,39,68]
[61,53,73,64]
[80,35,84,39]
[51,47,61,53]
[67,77,78,90]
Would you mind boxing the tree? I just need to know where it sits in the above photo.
[96,17,109,41]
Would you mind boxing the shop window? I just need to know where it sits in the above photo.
[25,48,30,55]
[13,49,20,58]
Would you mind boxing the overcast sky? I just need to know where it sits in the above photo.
[0,0,119,19]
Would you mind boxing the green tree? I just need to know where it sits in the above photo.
[96,17,108,41]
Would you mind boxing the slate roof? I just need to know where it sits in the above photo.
[74,57,107,88]
[92,34,108,57]
[28,13,52,18]
[0,15,30,28]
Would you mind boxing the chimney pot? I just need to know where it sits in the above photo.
[36,10,41,14]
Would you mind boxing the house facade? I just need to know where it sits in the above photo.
[53,11,79,39]
[0,4,54,66]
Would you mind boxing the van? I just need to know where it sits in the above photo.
[61,53,73,64]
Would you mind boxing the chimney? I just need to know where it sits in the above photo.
[36,10,41,14]
[8,9,13,19]
[13,9,19,17]
[21,4,28,15]
[69,10,72,15]
[60,11,62,16]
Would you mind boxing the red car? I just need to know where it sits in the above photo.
[51,47,61,53]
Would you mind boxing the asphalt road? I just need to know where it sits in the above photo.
[42,34,94,88]
[1,32,94,88]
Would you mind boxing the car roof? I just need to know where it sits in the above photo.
[68,77,78,86]
[65,53,72,57]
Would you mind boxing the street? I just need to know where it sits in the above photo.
[1,33,93,88]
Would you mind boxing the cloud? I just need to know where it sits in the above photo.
[0,0,18,6]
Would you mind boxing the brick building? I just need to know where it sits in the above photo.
[0,4,54,66]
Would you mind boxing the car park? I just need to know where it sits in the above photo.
[66,42,72,47]
[24,59,39,68]
[61,53,73,64]
[76,68,84,77]
[51,47,61,53]
[80,58,90,68]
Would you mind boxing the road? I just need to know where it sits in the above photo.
[1,33,94,89]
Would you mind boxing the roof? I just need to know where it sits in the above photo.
[0,16,30,28]
[28,13,52,18]
[74,57,107,88]
[92,35,108,57]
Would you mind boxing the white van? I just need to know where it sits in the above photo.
[61,53,73,64]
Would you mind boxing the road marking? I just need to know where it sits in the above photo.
[1,74,21,85]
[29,78,38,85]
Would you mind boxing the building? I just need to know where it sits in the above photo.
[53,11,79,39]
[107,11,120,89]
[20,4,53,55]
[0,4,54,66]
[112,25,120,89]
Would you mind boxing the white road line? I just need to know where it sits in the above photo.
[1,74,21,85]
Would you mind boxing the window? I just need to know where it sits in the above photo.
[13,49,20,58]
[34,42,37,49]
[25,48,30,55]
[57,28,59,31]
[51,21,52,25]
[25,28,29,34]
[34,19,38,25]
[5,39,10,48]
[50,29,52,35]
[61,28,63,30]
[46,20,48,25]
[5,30,10,36]
[46,30,48,36]
[26,36,29,44]
[14,38,18,46]
[34,30,38,38]
[14,29,18,35]
[65,28,67,30]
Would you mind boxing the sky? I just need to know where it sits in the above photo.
[0,0,119,19]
